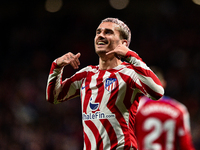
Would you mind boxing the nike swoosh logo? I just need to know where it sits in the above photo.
[81,85,88,90]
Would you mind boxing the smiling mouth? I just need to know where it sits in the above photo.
[96,40,108,45]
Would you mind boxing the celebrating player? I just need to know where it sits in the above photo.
[46,18,164,150]
[135,66,195,150]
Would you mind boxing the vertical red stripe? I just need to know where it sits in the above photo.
[84,131,91,150]
[118,72,135,109]
[47,78,57,103]
[97,71,119,149]
[100,119,118,149]
[85,121,103,150]
[95,70,105,105]
[119,71,141,149]
[106,73,131,148]
[49,61,58,74]
[82,72,94,113]
[83,71,105,149]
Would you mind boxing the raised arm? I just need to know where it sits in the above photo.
[125,50,164,100]
[56,52,81,69]
[46,52,82,104]
[106,43,164,100]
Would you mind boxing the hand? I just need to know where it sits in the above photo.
[106,43,129,57]
[56,52,81,69]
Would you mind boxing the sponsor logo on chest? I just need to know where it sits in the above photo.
[83,96,115,120]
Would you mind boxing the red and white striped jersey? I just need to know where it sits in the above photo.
[135,96,195,150]
[46,50,164,150]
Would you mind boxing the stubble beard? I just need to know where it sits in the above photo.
[95,49,107,58]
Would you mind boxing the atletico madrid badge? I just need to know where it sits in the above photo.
[105,78,117,92]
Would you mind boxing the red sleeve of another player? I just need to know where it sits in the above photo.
[179,134,195,150]
[177,111,195,150]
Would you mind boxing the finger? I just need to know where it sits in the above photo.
[68,53,75,60]
[70,54,81,69]
[71,54,80,68]
[70,61,78,69]
[106,50,115,55]
[76,52,81,58]
[73,60,79,69]
[74,53,81,65]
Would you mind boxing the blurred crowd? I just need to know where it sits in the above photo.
[0,0,200,149]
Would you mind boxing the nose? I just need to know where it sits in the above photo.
[97,32,105,38]
[96,29,106,38]
[98,32,107,42]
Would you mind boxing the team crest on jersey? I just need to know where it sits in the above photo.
[105,78,117,92]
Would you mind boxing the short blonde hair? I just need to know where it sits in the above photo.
[101,18,131,47]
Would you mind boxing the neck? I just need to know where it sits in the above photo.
[99,56,122,70]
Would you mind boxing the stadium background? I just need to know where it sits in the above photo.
[0,0,200,149]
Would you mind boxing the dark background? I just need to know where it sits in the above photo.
[0,0,200,149]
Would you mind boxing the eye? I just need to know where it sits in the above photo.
[105,30,113,35]
[96,29,101,35]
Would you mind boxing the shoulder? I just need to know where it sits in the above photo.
[77,65,98,73]
[121,61,133,67]
[137,96,152,110]
[72,65,99,80]
[158,96,189,116]
[168,98,188,114]
[118,62,136,71]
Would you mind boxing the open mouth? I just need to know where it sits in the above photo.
[96,40,108,45]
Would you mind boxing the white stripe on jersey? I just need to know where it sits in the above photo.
[83,122,96,150]
[85,72,99,113]
[127,53,149,70]
[46,68,63,104]
[98,71,111,112]
[108,118,125,149]
[114,72,130,125]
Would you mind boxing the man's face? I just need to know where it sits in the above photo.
[94,22,122,55]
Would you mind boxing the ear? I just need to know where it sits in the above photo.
[121,40,128,47]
